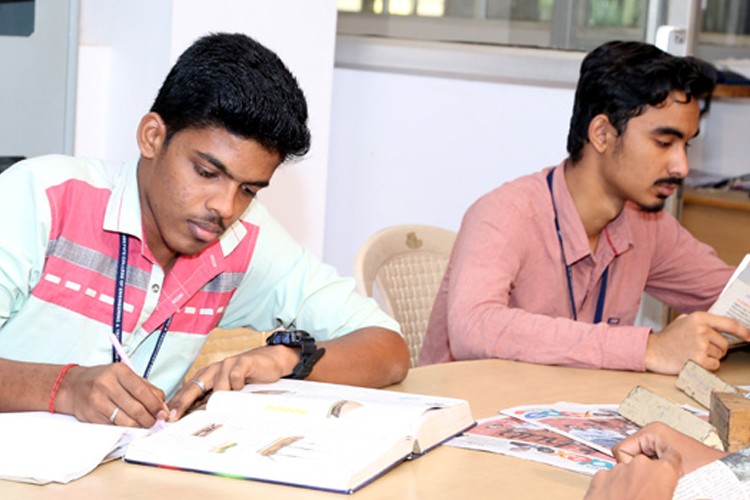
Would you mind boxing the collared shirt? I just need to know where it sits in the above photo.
[419,161,733,370]
[0,155,399,397]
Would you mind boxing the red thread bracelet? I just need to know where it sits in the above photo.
[48,363,78,414]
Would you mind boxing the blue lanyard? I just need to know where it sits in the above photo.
[112,233,171,379]
[546,169,609,324]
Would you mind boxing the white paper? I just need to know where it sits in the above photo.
[0,412,148,484]
[674,446,750,500]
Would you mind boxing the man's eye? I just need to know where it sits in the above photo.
[195,165,216,178]
[241,186,258,197]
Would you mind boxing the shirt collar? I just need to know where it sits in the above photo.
[103,158,143,239]
[551,160,633,265]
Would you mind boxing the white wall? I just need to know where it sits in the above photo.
[76,0,336,258]
[324,67,576,277]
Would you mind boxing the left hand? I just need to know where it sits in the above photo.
[167,345,298,420]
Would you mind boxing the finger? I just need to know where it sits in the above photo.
[691,354,721,372]
[614,448,634,464]
[115,373,169,427]
[705,314,750,342]
[167,369,216,420]
[106,402,142,428]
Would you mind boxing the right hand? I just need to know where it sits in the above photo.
[645,311,750,374]
[55,363,168,428]
[584,447,681,500]
[612,422,726,474]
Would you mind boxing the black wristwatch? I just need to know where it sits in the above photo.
[265,329,326,380]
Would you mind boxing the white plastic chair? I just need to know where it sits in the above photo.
[355,225,456,367]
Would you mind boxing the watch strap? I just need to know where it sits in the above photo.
[266,329,326,380]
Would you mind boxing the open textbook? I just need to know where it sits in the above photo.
[124,379,474,493]
[447,414,615,475]
[0,411,150,485]
[710,253,750,346]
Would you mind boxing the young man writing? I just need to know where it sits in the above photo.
[0,33,409,428]
[420,40,750,372]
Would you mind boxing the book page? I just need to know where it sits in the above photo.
[673,446,750,500]
[447,414,615,475]
[125,409,413,492]
[0,412,148,484]
[500,403,640,455]
[125,380,473,492]
[206,379,467,435]
[709,254,750,346]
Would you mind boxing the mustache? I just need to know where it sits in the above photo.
[195,214,226,233]
[653,177,683,187]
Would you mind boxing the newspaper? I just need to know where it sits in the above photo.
[709,253,750,346]
[673,446,750,500]
[446,414,615,475]
[500,403,640,455]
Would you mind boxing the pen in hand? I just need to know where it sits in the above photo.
[107,332,171,424]
[108,332,136,372]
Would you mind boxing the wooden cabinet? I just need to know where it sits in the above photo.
[679,188,750,266]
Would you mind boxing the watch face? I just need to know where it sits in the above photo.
[268,330,313,347]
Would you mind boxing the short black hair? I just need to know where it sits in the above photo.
[567,41,716,164]
[150,32,310,162]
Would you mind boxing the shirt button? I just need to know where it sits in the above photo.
[151,284,160,293]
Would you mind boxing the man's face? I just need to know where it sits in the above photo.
[138,117,280,269]
[603,92,700,212]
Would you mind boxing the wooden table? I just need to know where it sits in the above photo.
[4,350,750,499]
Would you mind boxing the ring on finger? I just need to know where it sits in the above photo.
[191,378,207,397]
[109,406,120,424]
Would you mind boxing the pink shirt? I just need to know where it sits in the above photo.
[419,162,733,371]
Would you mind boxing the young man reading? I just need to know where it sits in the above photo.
[0,33,409,428]
[419,40,750,373]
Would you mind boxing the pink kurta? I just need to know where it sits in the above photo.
[419,162,733,371]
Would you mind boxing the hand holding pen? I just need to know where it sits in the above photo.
[106,332,172,427]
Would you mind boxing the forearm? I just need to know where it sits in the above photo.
[0,358,67,412]
[448,306,650,371]
[308,327,409,388]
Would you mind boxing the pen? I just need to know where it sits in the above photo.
[107,332,172,423]
[108,332,136,372]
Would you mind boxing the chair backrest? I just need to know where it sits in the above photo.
[183,328,267,383]
[355,225,456,367]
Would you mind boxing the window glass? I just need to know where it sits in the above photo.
[0,0,35,37]
[337,0,750,61]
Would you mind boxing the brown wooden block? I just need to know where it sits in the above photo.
[710,391,750,453]
[675,360,740,409]
[619,386,724,450]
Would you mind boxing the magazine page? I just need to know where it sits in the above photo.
[673,446,750,500]
[709,253,750,346]
[447,414,615,475]
[500,403,640,455]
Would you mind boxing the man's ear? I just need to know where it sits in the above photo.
[136,112,167,159]
[588,114,614,154]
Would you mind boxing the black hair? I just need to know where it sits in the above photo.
[566,40,716,164]
[150,32,310,162]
